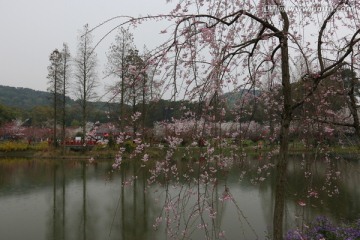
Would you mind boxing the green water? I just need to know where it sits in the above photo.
[0,154,359,239]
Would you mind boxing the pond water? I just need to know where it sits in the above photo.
[0,153,359,240]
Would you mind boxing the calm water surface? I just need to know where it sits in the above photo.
[0,154,359,240]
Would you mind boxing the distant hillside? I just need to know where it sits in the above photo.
[0,85,262,125]
[0,85,54,109]
[0,85,123,125]
[223,88,261,108]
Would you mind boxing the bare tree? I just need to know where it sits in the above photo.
[59,43,71,146]
[47,49,62,147]
[140,47,161,139]
[124,49,147,137]
[74,24,98,142]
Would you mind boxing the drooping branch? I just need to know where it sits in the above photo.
[311,117,354,128]
[292,30,360,111]
[318,1,347,71]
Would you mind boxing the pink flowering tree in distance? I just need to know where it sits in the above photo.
[92,0,360,239]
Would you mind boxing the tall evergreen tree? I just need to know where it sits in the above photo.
[47,49,62,147]
[59,43,71,145]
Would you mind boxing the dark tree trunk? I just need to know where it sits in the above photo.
[273,12,292,239]
[349,60,360,139]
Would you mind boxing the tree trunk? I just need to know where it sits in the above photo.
[53,70,58,148]
[348,87,360,138]
[133,85,136,138]
[82,54,87,144]
[349,61,360,139]
[62,59,66,153]
[120,44,126,132]
[120,76,125,132]
[142,81,146,141]
[273,17,292,239]
[273,117,290,239]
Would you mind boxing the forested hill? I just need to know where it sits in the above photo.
[0,85,262,126]
[0,84,260,110]
[0,85,53,109]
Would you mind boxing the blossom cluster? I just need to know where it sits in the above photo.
[286,216,360,240]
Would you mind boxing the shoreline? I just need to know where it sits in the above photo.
[0,144,359,160]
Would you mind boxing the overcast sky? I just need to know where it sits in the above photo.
[0,0,176,98]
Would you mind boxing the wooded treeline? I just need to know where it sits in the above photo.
[0,84,194,127]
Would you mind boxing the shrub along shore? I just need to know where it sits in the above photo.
[0,139,359,159]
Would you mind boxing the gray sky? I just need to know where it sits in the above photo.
[0,0,175,96]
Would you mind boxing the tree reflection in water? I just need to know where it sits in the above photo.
[0,154,359,240]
